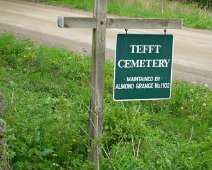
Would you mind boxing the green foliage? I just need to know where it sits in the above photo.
[40,0,93,10]
[40,0,212,29]
[0,34,91,169]
[0,33,212,169]
[175,0,211,8]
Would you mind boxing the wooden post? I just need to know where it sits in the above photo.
[0,94,4,116]
[0,93,7,169]
[88,0,107,167]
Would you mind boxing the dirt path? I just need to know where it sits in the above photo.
[0,0,212,88]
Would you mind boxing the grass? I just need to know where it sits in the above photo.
[0,33,212,169]
[40,0,212,30]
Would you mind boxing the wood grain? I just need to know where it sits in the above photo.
[61,17,182,29]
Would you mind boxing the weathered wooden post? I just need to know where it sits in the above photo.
[0,93,7,169]
[57,0,182,168]
[0,94,3,116]
[0,118,6,160]
[88,0,107,166]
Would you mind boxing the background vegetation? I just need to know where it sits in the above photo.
[0,33,211,169]
[176,0,211,8]
[40,0,212,29]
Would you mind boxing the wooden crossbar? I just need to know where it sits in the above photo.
[57,17,182,29]
[107,18,182,29]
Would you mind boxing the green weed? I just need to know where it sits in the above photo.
[0,33,211,169]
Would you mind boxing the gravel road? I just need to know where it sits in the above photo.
[0,0,212,88]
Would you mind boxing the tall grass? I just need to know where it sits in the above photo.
[0,33,211,169]
[41,0,212,29]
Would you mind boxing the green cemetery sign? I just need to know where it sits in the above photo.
[114,34,174,101]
